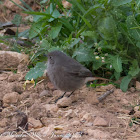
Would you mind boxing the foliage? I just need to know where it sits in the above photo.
[25,62,46,80]
[6,0,140,91]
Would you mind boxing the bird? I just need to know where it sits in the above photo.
[47,50,107,102]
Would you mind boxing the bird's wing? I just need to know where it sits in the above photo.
[62,64,93,77]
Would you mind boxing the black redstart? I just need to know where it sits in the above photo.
[47,50,106,102]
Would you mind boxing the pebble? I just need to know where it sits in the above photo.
[64,109,76,119]
[47,82,55,90]
[81,113,93,122]
[71,120,80,126]
[28,117,43,128]
[40,90,52,97]
[44,104,59,112]
[87,129,110,139]
[3,92,19,106]
[93,116,108,126]
[136,81,140,91]
[8,74,19,82]
[57,97,72,108]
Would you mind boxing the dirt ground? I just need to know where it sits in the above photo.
[0,1,140,140]
[0,65,140,140]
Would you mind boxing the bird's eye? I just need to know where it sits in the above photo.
[49,56,52,59]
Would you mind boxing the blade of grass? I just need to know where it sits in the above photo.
[23,11,52,18]
[59,18,74,32]
[9,0,28,11]
[19,0,33,11]
[67,0,86,14]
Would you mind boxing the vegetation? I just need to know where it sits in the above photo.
[1,0,140,92]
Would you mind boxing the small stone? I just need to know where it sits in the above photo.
[93,116,108,126]
[87,129,110,139]
[121,98,129,105]
[129,87,136,93]
[134,106,139,112]
[3,92,19,106]
[112,132,117,137]
[134,111,140,118]
[114,89,123,94]
[8,74,19,82]
[136,81,140,91]
[0,73,8,81]
[57,97,72,108]
[53,90,64,98]
[81,113,93,122]
[0,128,5,133]
[0,118,8,127]
[71,132,81,139]
[47,82,55,90]
[12,83,24,94]
[64,109,76,119]
[39,125,54,137]
[28,117,43,129]
[71,120,80,126]
[40,117,48,126]
[40,90,52,97]
[44,104,58,112]
[86,90,99,104]
[85,122,93,127]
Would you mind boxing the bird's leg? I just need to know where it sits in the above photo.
[67,91,75,97]
[55,92,66,103]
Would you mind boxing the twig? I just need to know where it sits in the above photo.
[98,88,115,102]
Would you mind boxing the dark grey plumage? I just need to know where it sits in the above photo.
[47,50,93,92]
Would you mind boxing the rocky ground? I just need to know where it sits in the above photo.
[0,1,140,140]
[0,51,140,140]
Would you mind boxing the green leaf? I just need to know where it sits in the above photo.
[126,15,140,41]
[49,23,62,39]
[23,11,52,18]
[128,60,140,77]
[48,47,63,52]
[98,17,117,40]
[29,20,44,39]
[18,29,29,38]
[73,48,94,62]
[25,62,46,80]
[92,60,102,70]
[136,41,140,48]
[52,9,61,18]
[78,13,92,28]
[12,14,22,26]
[114,71,120,80]
[81,31,97,39]
[112,55,122,73]
[59,17,74,32]
[120,75,132,92]
[69,38,80,48]
[112,0,132,6]
[84,4,102,17]
[40,39,51,49]
[69,0,86,14]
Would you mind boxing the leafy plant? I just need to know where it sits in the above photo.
[4,0,140,91]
